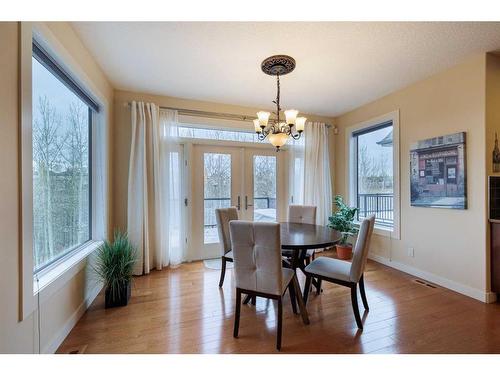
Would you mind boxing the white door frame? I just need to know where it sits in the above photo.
[185,141,286,261]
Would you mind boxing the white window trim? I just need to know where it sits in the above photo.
[19,22,109,320]
[345,110,401,240]
[173,114,295,150]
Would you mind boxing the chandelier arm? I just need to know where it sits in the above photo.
[275,74,281,124]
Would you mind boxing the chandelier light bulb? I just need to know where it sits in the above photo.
[296,117,307,133]
[253,119,262,133]
[284,109,299,125]
[256,111,271,127]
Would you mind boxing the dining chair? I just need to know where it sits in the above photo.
[303,215,375,330]
[230,220,309,350]
[215,207,239,287]
[284,205,317,265]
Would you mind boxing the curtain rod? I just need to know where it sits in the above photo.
[125,101,333,128]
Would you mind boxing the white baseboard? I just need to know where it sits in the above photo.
[42,282,102,354]
[368,254,496,304]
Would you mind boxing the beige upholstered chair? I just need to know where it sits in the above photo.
[229,220,309,350]
[215,207,239,287]
[288,204,317,225]
[303,215,375,330]
[285,205,318,265]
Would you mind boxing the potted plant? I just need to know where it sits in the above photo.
[328,195,359,260]
[93,231,136,308]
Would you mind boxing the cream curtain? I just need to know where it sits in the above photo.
[289,122,333,226]
[127,102,183,275]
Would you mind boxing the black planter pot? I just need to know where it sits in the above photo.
[105,281,131,308]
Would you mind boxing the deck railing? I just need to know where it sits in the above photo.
[357,193,394,227]
[204,197,275,227]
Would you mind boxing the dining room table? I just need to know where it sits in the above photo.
[280,222,341,271]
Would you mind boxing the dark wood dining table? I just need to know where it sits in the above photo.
[280,222,341,272]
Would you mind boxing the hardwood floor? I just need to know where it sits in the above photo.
[57,251,500,354]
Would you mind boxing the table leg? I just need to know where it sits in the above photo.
[290,249,300,271]
[295,249,320,291]
[293,275,309,325]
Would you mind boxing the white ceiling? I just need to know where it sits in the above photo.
[72,22,500,117]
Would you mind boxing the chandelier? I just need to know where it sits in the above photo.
[254,55,306,151]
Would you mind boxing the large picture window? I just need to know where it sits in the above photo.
[352,121,394,229]
[32,41,98,272]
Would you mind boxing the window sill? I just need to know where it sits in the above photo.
[33,240,102,302]
[354,221,400,240]
[373,226,396,239]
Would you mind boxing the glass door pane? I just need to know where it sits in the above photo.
[204,153,232,243]
[253,155,277,222]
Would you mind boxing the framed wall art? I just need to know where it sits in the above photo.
[410,132,467,209]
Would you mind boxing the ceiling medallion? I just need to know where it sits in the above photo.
[261,55,296,76]
[254,55,305,151]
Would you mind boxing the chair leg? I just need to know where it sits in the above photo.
[277,297,283,351]
[359,274,369,311]
[243,294,252,304]
[218,257,227,288]
[288,281,297,314]
[303,275,312,305]
[293,275,310,325]
[350,285,363,330]
[251,295,256,305]
[316,279,322,295]
[234,289,241,337]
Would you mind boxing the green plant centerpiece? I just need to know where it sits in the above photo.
[93,231,137,308]
[328,195,359,260]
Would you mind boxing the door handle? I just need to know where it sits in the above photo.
[236,196,241,210]
[245,196,253,210]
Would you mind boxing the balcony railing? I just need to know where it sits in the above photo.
[357,193,394,227]
[204,196,275,227]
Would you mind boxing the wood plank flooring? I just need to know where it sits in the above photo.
[57,251,500,354]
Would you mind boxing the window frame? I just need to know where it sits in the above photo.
[31,48,95,273]
[178,124,261,144]
[19,23,109,321]
[346,110,400,239]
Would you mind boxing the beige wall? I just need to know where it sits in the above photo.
[335,54,490,300]
[485,53,500,177]
[0,22,113,353]
[485,53,500,294]
[112,90,336,232]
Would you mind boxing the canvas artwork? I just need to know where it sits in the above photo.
[410,132,467,209]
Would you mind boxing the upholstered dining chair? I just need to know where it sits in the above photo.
[215,207,239,287]
[303,215,375,330]
[229,220,309,350]
[284,205,317,265]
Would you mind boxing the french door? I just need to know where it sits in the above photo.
[188,144,285,260]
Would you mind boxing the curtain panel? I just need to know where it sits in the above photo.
[127,101,183,275]
[289,122,333,226]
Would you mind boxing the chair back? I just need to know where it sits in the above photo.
[288,205,317,225]
[229,220,283,295]
[350,215,376,282]
[215,207,239,255]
